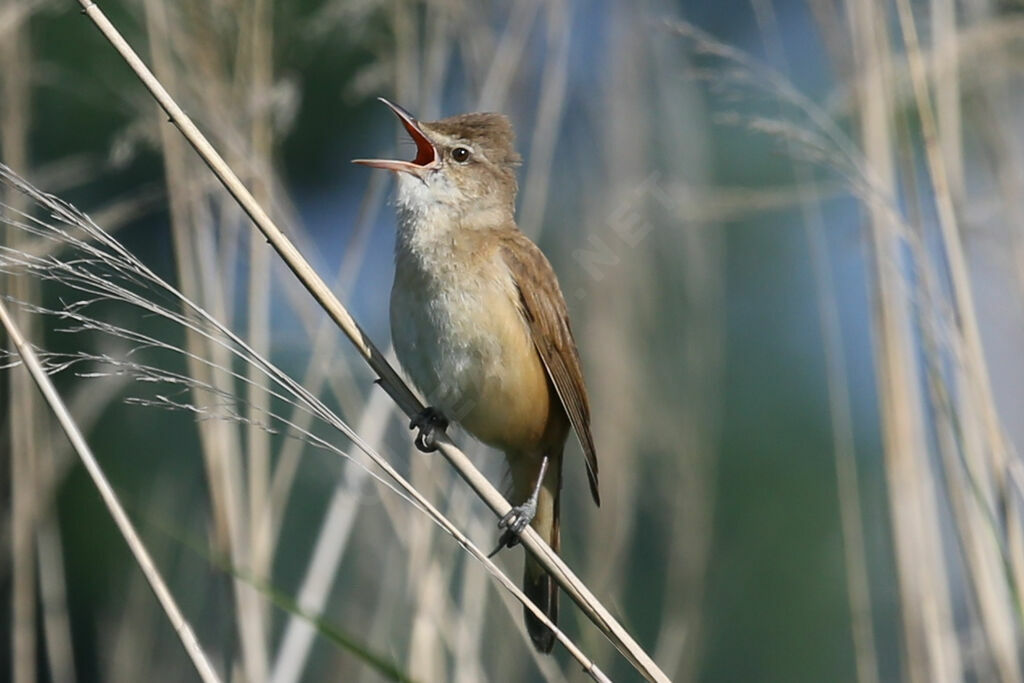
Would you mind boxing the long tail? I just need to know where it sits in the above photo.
[522,453,562,653]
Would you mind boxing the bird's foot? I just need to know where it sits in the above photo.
[409,407,448,452]
[487,456,549,558]
[487,503,535,557]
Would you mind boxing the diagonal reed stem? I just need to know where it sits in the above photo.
[74,1,667,679]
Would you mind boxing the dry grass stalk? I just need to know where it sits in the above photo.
[895,1,1022,680]
[241,0,276,651]
[896,0,1011,504]
[141,3,268,678]
[847,1,962,680]
[1,7,41,682]
[0,297,223,683]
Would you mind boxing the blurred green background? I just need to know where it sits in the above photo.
[3,0,1024,681]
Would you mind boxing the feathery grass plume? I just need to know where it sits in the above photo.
[0,164,621,680]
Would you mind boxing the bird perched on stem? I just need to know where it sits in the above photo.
[354,98,600,653]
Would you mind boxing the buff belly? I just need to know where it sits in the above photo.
[390,263,552,453]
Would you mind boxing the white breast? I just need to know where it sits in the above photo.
[389,189,514,422]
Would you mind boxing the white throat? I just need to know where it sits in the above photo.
[393,172,462,268]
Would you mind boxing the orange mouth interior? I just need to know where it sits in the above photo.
[401,117,435,166]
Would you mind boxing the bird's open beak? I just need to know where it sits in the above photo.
[352,98,437,178]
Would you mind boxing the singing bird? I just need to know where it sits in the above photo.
[354,98,600,652]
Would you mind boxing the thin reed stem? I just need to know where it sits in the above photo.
[848,1,960,680]
[1,10,39,682]
[0,298,223,683]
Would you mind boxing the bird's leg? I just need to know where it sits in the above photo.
[409,407,448,452]
[489,455,549,556]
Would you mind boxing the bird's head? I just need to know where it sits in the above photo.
[354,98,521,222]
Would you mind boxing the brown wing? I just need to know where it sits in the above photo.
[499,231,600,506]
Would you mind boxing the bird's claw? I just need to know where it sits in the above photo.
[487,456,549,558]
[487,529,519,557]
[499,500,537,535]
[487,500,538,557]
[409,407,448,452]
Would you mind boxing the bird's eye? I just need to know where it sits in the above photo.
[451,147,471,163]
